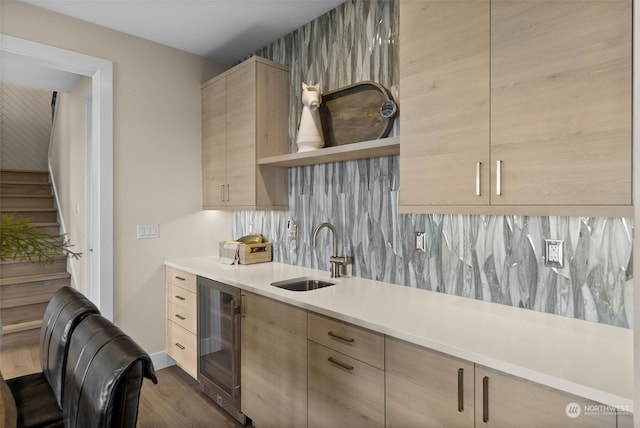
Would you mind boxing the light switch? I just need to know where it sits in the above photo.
[137,224,159,239]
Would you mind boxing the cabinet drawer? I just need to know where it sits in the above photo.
[308,313,384,369]
[167,320,197,379]
[166,266,196,293]
[308,341,384,428]
[167,301,197,333]
[167,283,196,313]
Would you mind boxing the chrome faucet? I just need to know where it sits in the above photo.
[312,222,352,278]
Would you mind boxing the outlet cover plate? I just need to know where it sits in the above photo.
[415,232,426,252]
[544,239,564,268]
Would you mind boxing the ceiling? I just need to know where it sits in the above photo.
[19,0,346,65]
[3,0,344,92]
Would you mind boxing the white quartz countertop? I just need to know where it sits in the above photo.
[165,257,633,411]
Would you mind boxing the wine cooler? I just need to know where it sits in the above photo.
[197,276,246,424]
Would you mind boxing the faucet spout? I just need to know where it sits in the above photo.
[312,222,338,256]
[312,222,351,278]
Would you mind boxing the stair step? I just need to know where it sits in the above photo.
[0,195,55,209]
[0,208,57,223]
[34,222,62,234]
[0,322,41,349]
[0,302,48,329]
[0,182,52,196]
[0,257,68,278]
[2,319,41,335]
[0,169,49,184]
[0,273,70,309]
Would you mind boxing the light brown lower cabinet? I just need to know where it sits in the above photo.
[385,337,475,427]
[240,292,307,428]
[308,341,384,428]
[475,366,616,428]
[233,292,626,428]
[165,267,197,379]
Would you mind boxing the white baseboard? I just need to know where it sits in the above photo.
[149,351,176,371]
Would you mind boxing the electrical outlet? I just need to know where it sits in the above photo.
[415,232,426,252]
[544,239,564,268]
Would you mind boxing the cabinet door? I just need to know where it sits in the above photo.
[475,366,616,427]
[399,0,490,209]
[240,292,307,428]
[202,77,228,209]
[308,341,384,428]
[490,1,631,206]
[226,63,257,207]
[386,337,474,428]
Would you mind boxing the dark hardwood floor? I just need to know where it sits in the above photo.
[1,344,245,428]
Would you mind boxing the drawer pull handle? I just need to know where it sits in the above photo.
[457,368,464,412]
[328,356,354,371]
[175,314,186,320]
[175,342,185,350]
[327,331,354,343]
[175,295,186,301]
[175,276,186,281]
[483,376,489,423]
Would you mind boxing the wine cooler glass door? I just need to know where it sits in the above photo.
[198,281,237,398]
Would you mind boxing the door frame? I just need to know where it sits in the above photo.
[0,34,114,320]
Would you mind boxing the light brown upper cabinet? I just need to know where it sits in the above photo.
[399,0,490,208]
[399,0,631,217]
[202,56,289,210]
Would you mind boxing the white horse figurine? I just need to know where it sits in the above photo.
[296,82,325,152]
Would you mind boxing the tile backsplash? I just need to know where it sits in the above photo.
[232,0,633,328]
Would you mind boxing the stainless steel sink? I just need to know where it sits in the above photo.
[271,277,335,292]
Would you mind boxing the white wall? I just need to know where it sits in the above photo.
[1,1,233,354]
[50,76,90,290]
[0,81,51,170]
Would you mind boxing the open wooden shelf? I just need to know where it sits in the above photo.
[257,136,399,167]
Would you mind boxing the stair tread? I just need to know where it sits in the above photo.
[0,180,51,185]
[0,272,70,286]
[1,194,53,199]
[0,208,56,212]
[0,254,67,266]
[2,320,42,334]
[0,168,48,174]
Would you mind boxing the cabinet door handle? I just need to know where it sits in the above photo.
[458,368,464,412]
[328,356,354,371]
[175,342,185,350]
[476,162,481,196]
[175,314,186,320]
[175,295,186,301]
[496,160,502,196]
[226,184,230,202]
[482,376,490,423]
[240,294,246,318]
[221,184,225,202]
[327,331,354,343]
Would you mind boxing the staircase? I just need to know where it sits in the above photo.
[0,168,71,348]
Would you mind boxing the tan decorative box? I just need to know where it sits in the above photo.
[219,241,272,265]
